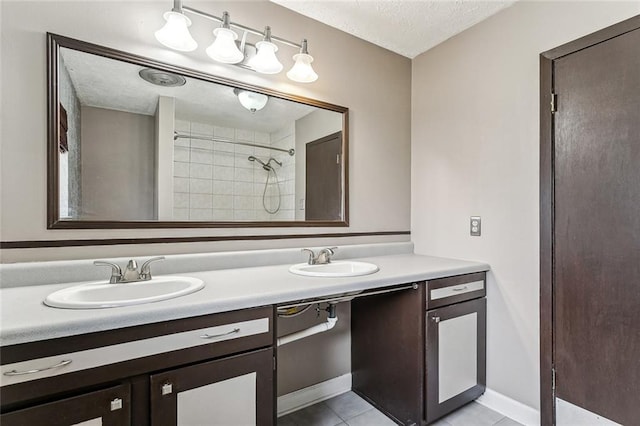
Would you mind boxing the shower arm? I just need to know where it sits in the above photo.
[174,132,295,156]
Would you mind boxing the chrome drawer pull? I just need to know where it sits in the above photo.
[452,286,468,292]
[3,359,72,376]
[200,328,240,339]
[110,398,123,411]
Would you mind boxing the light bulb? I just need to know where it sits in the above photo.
[206,27,244,64]
[287,52,318,83]
[249,40,283,74]
[154,11,198,52]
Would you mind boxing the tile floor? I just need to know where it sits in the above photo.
[278,391,524,426]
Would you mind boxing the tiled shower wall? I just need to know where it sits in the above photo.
[58,55,82,218]
[173,119,296,221]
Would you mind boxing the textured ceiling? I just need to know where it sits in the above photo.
[60,48,316,134]
[271,0,516,58]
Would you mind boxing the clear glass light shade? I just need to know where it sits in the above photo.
[206,27,244,64]
[154,11,198,52]
[237,91,268,112]
[249,41,283,74]
[286,53,318,83]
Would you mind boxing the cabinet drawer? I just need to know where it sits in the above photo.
[427,272,486,309]
[1,383,131,426]
[1,309,272,388]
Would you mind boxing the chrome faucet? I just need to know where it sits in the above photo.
[93,257,165,283]
[301,247,337,265]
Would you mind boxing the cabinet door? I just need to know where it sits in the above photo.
[426,298,486,424]
[0,383,130,426]
[150,348,273,426]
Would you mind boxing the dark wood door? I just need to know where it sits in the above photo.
[553,26,640,425]
[149,348,273,426]
[305,132,342,220]
[0,383,131,426]
[425,298,486,424]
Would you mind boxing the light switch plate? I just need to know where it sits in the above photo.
[470,216,481,236]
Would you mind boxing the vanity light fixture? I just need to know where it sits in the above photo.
[154,1,198,52]
[205,11,244,64]
[248,27,283,74]
[155,1,318,82]
[287,39,318,83]
[234,88,269,113]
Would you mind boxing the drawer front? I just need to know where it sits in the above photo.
[1,383,131,426]
[427,272,486,309]
[1,313,271,388]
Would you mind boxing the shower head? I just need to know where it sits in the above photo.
[248,155,271,171]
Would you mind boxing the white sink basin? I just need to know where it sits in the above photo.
[44,276,205,309]
[289,261,379,277]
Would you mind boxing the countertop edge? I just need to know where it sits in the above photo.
[0,254,490,347]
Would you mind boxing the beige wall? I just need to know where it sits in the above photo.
[411,0,639,411]
[0,0,411,262]
[80,106,156,220]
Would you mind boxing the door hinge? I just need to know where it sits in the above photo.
[552,367,556,392]
[336,154,340,165]
[273,356,277,371]
[551,92,558,113]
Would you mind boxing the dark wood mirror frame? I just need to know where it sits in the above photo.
[47,33,349,230]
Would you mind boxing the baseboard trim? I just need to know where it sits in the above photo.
[476,388,540,426]
[277,373,352,417]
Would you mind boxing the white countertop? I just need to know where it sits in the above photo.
[0,253,489,347]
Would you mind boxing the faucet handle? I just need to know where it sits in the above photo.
[318,247,338,264]
[140,256,165,280]
[301,249,317,265]
[93,260,122,284]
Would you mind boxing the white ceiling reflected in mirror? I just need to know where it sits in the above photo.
[50,34,348,229]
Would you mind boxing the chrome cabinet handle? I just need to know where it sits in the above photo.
[452,286,468,292]
[3,359,72,376]
[200,328,240,339]
[110,398,123,411]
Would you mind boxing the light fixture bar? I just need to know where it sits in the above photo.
[182,5,302,49]
[171,0,183,13]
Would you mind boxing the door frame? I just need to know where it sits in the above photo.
[539,14,640,426]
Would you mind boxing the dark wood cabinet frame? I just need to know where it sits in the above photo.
[150,348,274,426]
[0,306,274,412]
[539,15,640,426]
[1,383,131,426]
[352,282,426,425]
[425,297,486,424]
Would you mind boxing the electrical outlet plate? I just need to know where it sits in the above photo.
[470,216,481,236]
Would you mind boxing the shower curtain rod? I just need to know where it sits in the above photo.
[174,132,295,156]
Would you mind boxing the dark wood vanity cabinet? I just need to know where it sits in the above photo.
[352,272,487,426]
[0,306,274,426]
[352,282,426,426]
[1,383,131,426]
[150,348,274,426]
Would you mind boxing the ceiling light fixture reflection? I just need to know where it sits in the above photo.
[234,88,268,113]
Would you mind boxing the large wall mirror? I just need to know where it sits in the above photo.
[47,34,348,229]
